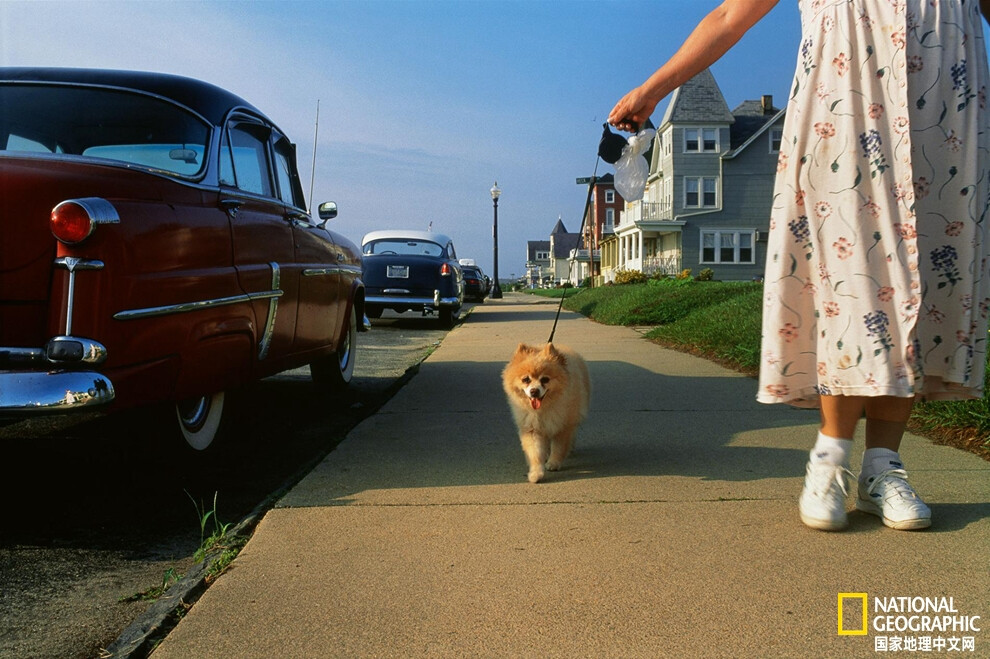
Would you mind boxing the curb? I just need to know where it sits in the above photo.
[100,360,426,658]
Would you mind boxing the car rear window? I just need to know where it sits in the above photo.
[0,84,210,177]
[364,240,444,257]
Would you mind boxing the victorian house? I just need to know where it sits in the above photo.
[600,68,784,282]
[567,173,623,285]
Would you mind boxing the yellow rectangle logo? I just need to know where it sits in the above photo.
[838,593,868,635]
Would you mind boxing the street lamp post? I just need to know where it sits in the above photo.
[490,181,503,298]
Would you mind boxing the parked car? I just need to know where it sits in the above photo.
[0,67,365,450]
[361,230,463,327]
[460,265,488,302]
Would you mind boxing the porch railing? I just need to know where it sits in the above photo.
[642,255,681,276]
[620,200,674,226]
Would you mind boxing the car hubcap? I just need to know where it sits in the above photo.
[177,396,209,432]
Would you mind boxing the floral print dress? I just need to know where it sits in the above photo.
[758,0,990,407]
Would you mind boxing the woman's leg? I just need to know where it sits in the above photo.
[819,394,865,439]
[854,396,930,530]
[800,395,861,530]
[863,396,914,450]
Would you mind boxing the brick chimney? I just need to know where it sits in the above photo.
[761,95,773,114]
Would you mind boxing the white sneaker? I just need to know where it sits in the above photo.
[799,461,853,531]
[856,468,932,530]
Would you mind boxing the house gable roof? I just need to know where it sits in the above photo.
[660,68,733,127]
[728,98,781,149]
[724,107,786,159]
[551,232,581,259]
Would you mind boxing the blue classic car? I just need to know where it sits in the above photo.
[361,230,463,327]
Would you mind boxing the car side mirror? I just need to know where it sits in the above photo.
[317,201,338,227]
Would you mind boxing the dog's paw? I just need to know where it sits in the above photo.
[527,468,545,484]
[545,460,562,471]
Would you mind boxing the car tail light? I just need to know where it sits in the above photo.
[51,197,120,244]
[440,262,453,276]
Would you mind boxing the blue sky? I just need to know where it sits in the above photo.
[2,0,805,279]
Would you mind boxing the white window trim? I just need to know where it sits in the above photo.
[605,189,615,203]
[769,127,783,153]
[699,228,757,265]
[683,176,719,209]
[683,126,720,153]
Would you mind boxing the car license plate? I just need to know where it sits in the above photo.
[387,265,409,278]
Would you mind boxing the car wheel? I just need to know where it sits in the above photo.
[175,391,229,451]
[439,306,458,329]
[311,307,357,390]
[365,305,383,319]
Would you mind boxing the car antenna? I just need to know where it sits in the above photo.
[308,99,320,211]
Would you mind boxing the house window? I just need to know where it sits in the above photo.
[605,189,615,204]
[535,251,549,260]
[605,208,614,231]
[700,230,756,264]
[684,177,718,208]
[770,127,783,152]
[684,127,718,153]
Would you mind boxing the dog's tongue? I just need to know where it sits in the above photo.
[530,398,541,410]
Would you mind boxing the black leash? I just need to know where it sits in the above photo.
[547,156,600,344]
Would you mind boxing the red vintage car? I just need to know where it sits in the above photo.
[0,68,365,449]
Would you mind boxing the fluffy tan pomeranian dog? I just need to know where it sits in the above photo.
[501,343,591,483]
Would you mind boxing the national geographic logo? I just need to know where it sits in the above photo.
[838,593,982,653]
[838,593,868,636]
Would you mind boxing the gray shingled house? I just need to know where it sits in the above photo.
[601,68,784,282]
[525,238,551,288]
[548,217,580,285]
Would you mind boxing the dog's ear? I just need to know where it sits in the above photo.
[542,343,567,365]
[542,343,565,363]
[515,343,535,355]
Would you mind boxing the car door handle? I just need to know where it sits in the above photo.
[220,199,243,218]
[285,210,311,225]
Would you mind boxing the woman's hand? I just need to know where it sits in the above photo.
[608,86,660,133]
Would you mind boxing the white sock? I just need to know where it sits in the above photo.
[861,448,903,480]
[810,432,853,467]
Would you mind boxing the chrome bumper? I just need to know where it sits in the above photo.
[366,295,460,307]
[0,370,115,414]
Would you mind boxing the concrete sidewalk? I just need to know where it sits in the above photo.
[152,293,989,658]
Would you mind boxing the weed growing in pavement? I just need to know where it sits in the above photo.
[120,567,182,603]
[186,490,246,580]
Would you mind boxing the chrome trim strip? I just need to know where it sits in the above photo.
[61,197,120,225]
[0,370,115,413]
[54,258,105,334]
[302,267,335,277]
[302,264,362,277]
[257,262,280,360]
[113,289,283,321]
[54,257,106,271]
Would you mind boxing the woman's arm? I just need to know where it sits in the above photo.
[608,0,780,131]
